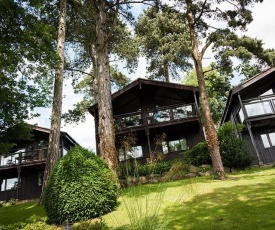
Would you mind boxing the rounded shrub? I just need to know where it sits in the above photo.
[218,122,253,171]
[44,146,119,224]
[183,141,212,167]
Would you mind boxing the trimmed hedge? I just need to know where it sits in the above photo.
[44,147,118,224]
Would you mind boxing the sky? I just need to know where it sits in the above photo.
[29,0,275,152]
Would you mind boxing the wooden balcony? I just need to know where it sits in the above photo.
[0,148,47,168]
[114,103,198,132]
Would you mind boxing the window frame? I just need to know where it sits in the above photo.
[260,132,275,149]
[162,138,189,154]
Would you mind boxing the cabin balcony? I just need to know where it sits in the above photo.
[239,94,275,125]
[0,148,47,168]
[114,103,198,133]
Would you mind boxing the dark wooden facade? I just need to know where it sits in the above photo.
[89,79,205,163]
[221,67,275,164]
[0,125,78,201]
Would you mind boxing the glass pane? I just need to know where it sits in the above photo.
[121,114,142,128]
[261,134,270,148]
[268,132,275,146]
[6,178,19,190]
[179,138,188,151]
[118,146,143,161]
[162,142,169,154]
[260,89,273,96]
[245,102,272,117]
[129,146,143,158]
[238,108,244,122]
[173,105,193,120]
[263,101,272,113]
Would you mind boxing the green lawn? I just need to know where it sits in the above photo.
[1,168,275,229]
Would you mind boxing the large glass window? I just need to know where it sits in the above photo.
[261,134,270,148]
[261,132,275,148]
[162,138,188,154]
[173,105,193,120]
[1,178,20,191]
[118,146,143,161]
[148,109,170,123]
[245,101,273,117]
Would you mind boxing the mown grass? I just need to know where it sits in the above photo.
[1,167,275,229]
[0,201,46,226]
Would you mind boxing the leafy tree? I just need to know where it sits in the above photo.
[173,0,275,179]
[136,5,192,82]
[63,0,140,171]
[218,122,253,171]
[0,0,57,153]
[183,64,231,124]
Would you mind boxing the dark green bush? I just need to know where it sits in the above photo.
[183,142,212,167]
[218,122,253,171]
[118,161,173,179]
[44,146,119,224]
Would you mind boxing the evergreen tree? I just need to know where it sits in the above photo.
[136,5,192,82]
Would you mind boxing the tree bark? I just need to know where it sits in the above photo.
[186,0,225,179]
[39,0,67,204]
[93,0,118,171]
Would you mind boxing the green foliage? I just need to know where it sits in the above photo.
[118,161,173,179]
[136,5,192,82]
[218,122,253,170]
[0,0,56,152]
[72,219,109,230]
[0,122,33,155]
[44,146,119,224]
[184,142,212,167]
[183,64,231,124]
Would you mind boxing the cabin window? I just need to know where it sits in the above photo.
[62,148,68,157]
[238,108,244,123]
[245,101,273,117]
[260,89,273,96]
[162,138,188,154]
[261,132,275,148]
[118,145,143,161]
[1,178,20,191]
[38,173,43,186]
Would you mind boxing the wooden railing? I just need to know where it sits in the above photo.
[0,148,47,167]
[114,103,197,131]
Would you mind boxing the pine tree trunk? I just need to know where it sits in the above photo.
[39,0,66,204]
[94,0,118,171]
[186,0,225,179]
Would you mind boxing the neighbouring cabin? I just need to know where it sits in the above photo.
[0,125,78,201]
[89,78,205,163]
[221,67,275,164]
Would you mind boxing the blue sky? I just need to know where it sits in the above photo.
[29,0,275,151]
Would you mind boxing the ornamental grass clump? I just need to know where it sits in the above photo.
[43,146,119,224]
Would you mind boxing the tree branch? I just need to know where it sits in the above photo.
[194,0,208,26]
[66,67,93,77]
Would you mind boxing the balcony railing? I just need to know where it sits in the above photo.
[114,103,197,131]
[241,94,275,120]
[0,148,47,167]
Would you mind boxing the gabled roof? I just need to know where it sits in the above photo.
[28,124,79,146]
[89,78,199,113]
[221,67,275,123]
